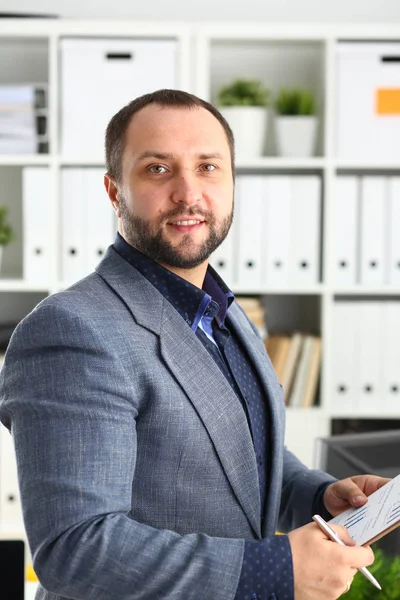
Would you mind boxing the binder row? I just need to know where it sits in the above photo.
[23,168,116,285]
[210,175,321,288]
[333,176,400,286]
[333,301,400,414]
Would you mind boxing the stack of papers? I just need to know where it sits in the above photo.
[0,86,36,154]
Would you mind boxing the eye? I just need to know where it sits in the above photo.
[148,164,168,174]
[201,163,217,172]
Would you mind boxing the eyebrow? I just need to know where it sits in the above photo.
[135,151,225,162]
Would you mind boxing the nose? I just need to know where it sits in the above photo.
[170,171,202,206]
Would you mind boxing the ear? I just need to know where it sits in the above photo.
[104,173,121,218]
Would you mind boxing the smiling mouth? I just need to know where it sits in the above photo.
[169,219,205,226]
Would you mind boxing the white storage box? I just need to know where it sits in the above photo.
[336,43,400,162]
[60,38,178,157]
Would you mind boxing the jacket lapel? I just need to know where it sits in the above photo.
[96,249,261,537]
[227,303,285,537]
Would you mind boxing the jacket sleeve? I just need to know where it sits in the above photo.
[0,297,244,600]
[278,446,337,532]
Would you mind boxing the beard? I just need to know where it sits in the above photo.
[118,195,234,269]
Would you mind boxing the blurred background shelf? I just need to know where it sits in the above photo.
[0,15,399,567]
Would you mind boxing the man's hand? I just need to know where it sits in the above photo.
[288,522,374,600]
[323,475,391,517]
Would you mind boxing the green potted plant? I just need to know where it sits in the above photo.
[0,206,14,271]
[216,78,270,158]
[343,547,400,600]
[274,88,318,157]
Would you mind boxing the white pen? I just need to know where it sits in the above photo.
[312,514,382,591]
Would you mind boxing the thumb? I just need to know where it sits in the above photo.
[349,488,368,507]
[340,481,368,507]
[330,524,356,546]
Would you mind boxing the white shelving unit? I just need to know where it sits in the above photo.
[193,23,400,468]
[0,21,399,534]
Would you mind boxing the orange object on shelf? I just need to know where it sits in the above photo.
[376,88,400,115]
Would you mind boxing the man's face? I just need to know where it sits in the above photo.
[115,104,234,270]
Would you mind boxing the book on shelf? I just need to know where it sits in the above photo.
[265,332,321,408]
[281,333,304,405]
[290,336,315,408]
[265,334,291,383]
[302,337,322,408]
[236,296,267,339]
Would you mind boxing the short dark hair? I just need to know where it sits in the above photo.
[105,89,235,184]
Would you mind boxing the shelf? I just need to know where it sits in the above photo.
[233,285,325,295]
[58,157,105,166]
[329,412,400,420]
[335,160,400,172]
[332,287,400,297]
[285,406,325,413]
[0,155,51,166]
[0,280,50,292]
[235,157,326,170]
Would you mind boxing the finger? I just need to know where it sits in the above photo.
[329,524,356,546]
[342,575,355,597]
[345,481,368,506]
[352,475,392,497]
[329,479,368,507]
[344,545,375,569]
[328,537,375,569]
[364,476,391,496]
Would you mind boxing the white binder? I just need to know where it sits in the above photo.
[61,169,86,285]
[360,177,387,286]
[332,176,358,286]
[382,302,400,413]
[264,176,291,287]
[0,424,24,532]
[236,175,266,288]
[84,169,115,274]
[332,302,358,412]
[290,176,321,286]
[388,177,400,285]
[356,301,384,413]
[22,167,51,284]
[61,38,177,156]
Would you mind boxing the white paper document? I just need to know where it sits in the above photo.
[329,474,400,546]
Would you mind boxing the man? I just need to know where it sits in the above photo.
[0,89,389,600]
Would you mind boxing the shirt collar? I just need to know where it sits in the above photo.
[113,232,234,331]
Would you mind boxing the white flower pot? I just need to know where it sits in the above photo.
[219,106,268,158]
[275,116,318,158]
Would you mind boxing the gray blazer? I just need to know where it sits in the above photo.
[0,247,333,600]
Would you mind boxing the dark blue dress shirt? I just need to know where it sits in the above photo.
[113,233,328,600]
